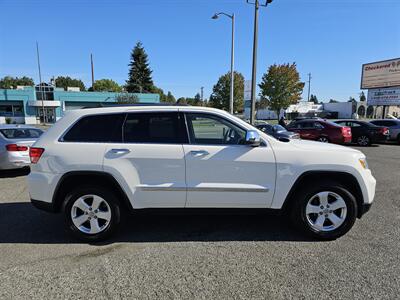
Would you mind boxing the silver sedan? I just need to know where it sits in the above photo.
[0,125,44,170]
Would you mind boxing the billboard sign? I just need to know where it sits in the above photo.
[361,58,400,89]
[367,87,400,106]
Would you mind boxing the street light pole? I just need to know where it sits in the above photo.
[36,41,46,124]
[212,12,235,114]
[247,0,273,125]
[230,14,235,114]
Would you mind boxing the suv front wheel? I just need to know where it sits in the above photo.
[291,182,357,240]
[63,186,121,242]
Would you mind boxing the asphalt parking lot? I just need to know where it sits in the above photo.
[0,144,399,299]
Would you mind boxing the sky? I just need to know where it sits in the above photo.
[0,0,399,102]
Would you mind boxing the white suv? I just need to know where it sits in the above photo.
[28,106,376,242]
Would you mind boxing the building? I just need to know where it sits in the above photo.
[0,85,160,124]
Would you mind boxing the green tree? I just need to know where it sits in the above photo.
[92,79,122,92]
[209,71,244,112]
[256,98,269,110]
[166,91,176,103]
[126,42,154,93]
[55,76,86,91]
[310,94,319,104]
[329,99,338,103]
[259,63,305,120]
[360,91,366,102]
[0,76,34,89]
[177,97,187,105]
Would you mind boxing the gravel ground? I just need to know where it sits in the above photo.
[0,144,399,299]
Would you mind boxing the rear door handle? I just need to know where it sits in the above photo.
[190,150,209,157]
[110,148,130,154]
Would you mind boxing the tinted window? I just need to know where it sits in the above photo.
[0,128,43,139]
[123,112,185,144]
[371,120,396,127]
[63,114,125,143]
[257,124,273,133]
[186,113,246,145]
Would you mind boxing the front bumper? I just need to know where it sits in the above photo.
[31,198,57,213]
[359,203,372,218]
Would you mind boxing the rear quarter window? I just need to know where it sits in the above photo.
[0,128,43,139]
[62,113,126,143]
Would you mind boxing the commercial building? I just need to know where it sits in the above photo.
[0,85,160,124]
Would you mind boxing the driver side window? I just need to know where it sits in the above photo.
[186,113,246,145]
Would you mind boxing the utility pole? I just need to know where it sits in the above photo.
[36,42,46,124]
[247,0,273,124]
[91,53,95,89]
[200,87,204,102]
[307,73,312,102]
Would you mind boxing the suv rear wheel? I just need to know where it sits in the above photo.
[290,182,357,240]
[63,186,121,242]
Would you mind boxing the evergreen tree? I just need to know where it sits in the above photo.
[360,91,366,102]
[126,42,154,93]
[166,91,176,103]
[310,94,319,104]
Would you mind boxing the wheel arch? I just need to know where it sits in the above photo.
[282,171,364,218]
[52,171,132,213]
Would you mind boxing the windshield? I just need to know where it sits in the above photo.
[0,128,43,139]
[273,125,287,132]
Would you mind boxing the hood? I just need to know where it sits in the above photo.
[289,139,362,155]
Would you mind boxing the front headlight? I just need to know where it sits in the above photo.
[359,158,369,170]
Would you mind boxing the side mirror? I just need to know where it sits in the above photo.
[245,130,261,147]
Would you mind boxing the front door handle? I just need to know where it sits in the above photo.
[110,148,130,154]
[190,150,209,157]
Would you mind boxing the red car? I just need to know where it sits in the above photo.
[286,119,352,144]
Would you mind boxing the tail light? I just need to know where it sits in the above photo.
[6,144,28,152]
[380,127,389,135]
[341,126,352,137]
[29,147,45,164]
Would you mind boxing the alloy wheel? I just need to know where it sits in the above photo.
[71,195,112,234]
[305,191,347,232]
[318,137,329,143]
[357,136,370,146]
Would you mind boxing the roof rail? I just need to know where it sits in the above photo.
[81,103,190,109]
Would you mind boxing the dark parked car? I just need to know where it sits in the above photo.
[334,120,389,146]
[256,124,300,140]
[286,119,352,144]
[370,119,400,144]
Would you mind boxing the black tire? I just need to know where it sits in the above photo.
[63,185,121,242]
[357,135,371,146]
[290,181,357,240]
[317,136,329,143]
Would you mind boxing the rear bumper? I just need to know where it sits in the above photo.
[0,152,30,170]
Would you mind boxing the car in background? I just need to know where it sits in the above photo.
[286,119,352,144]
[0,125,44,170]
[370,119,400,144]
[334,120,389,146]
[256,123,300,140]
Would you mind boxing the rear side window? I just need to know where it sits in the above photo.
[0,128,43,139]
[62,114,126,143]
[123,112,186,144]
